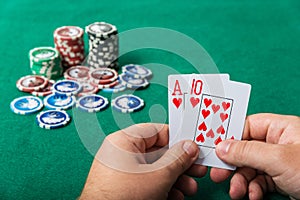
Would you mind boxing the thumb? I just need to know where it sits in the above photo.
[216,140,280,174]
[153,140,199,182]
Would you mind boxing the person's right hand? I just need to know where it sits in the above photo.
[211,113,300,199]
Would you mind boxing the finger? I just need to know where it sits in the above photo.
[168,188,184,200]
[248,175,267,200]
[210,168,232,183]
[216,139,282,176]
[154,140,199,183]
[185,164,208,178]
[243,113,300,143]
[108,123,169,153]
[174,175,198,196]
[229,167,256,199]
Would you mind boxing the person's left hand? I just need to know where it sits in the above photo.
[79,123,207,200]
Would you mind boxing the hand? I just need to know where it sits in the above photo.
[211,113,300,199]
[79,123,207,200]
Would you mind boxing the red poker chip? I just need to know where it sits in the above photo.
[76,81,99,96]
[16,75,49,92]
[54,26,84,40]
[31,80,55,97]
[91,79,119,89]
[64,66,90,81]
[89,68,118,84]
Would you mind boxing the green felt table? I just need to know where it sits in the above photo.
[1,0,299,199]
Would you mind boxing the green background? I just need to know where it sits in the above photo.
[1,0,299,199]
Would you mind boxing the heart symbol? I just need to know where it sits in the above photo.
[198,122,207,131]
[220,113,228,122]
[196,133,205,143]
[172,98,182,108]
[217,125,225,134]
[190,97,200,108]
[214,136,222,145]
[230,136,235,140]
[222,102,231,111]
[201,109,210,119]
[212,104,220,113]
[204,98,212,108]
[206,129,214,138]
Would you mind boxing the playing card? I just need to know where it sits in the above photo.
[168,74,251,170]
[169,74,230,146]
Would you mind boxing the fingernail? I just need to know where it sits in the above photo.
[216,140,232,156]
[183,141,198,157]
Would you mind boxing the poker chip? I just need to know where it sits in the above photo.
[76,94,109,112]
[102,80,127,93]
[64,65,90,81]
[85,22,118,69]
[10,96,43,115]
[91,79,119,89]
[89,68,118,84]
[36,110,71,129]
[44,93,75,110]
[111,94,144,113]
[29,47,62,80]
[122,64,152,79]
[16,75,49,92]
[52,80,82,96]
[119,73,149,89]
[31,80,55,97]
[76,81,99,96]
[54,26,85,69]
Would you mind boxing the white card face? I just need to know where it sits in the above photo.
[169,74,230,147]
[168,74,251,170]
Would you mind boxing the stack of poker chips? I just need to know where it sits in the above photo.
[54,26,85,70]
[85,22,119,69]
[29,47,63,80]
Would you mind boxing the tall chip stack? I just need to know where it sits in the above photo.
[54,26,85,70]
[85,22,119,69]
[29,47,63,80]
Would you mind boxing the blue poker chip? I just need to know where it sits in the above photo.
[102,80,126,93]
[76,94,109,112]
[10,96,43,115]
[36,110,71,129]
[44,93,75,110]
[119,74,149,89]
[122,64,152,79]
[111,94,144,113]
[52,80,82,96]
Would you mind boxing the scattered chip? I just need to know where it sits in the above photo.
[10,96,43,115]
[89,68,118,84]
[122,64,152,79]
[44,93,75,110]
[36,110,71,129]
[102,80,127,93]
[52,80,82,96]
[16,75,49,92]
[31,80,55,97]
[111,94,144,113]
[119,73,149,89]
[76,94,109,112]
[64,65,90,81]
[76,81,99,97]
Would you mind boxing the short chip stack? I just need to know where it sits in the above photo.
[29,47,63,79]
[85,22,119,69]
[54,26,85,70]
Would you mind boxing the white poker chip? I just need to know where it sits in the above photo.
[76,94,109,112]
